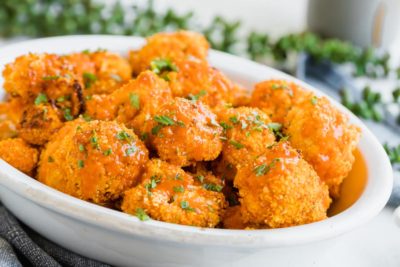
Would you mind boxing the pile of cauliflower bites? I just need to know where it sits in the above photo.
[0,31,360,229]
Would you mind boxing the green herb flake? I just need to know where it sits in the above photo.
[150,58,178,75]
[173,185,185,193]
[48,156,54,163]
[253,158,280,176]
[34,93,48,106]
[103,148,112,156]
[180,200,195,212]
[116,131,132,141]
[77,160,84,169]
[311,96,318,105]
[219,122,233,131]
[229,116,239,124]
[83,72,97,89]
[135,208,150,221]
[229,140,244,149]
[63,108,74,121]
[196,175,205,183]
[125,145,137,156]
[42,75,60,81]
[129,93,140,109]
[154,115,175,126]
[188,89,207,102]
[203,183,223,192]
[78,144,85,152]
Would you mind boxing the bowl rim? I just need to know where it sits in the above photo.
[0,35,393,248]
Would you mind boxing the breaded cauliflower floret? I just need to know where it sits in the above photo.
[218,107,276,168]
[128,31,248,109]
[81,51,131,95]
[38,120,149,205]
[235,141,331,228]
[121,159,226,227]
[167,60,249,109]
[0,138,38,175]
[129,31,209,75]
[144,97,223,166]
[18,104,63,145]
[250,79,307,123]
[85,71,173,135]
[284,94,361,197]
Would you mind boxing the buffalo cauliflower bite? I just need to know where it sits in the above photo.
[250,79,307,123]
[218,107,276,168]
[0,138,38,175]
[167,60,249,109]
[129,31,209,75]
[85,71,173,135]
[144,97,223,166]
[38,120,149,205]
[128,31,248,109]
[81,51,131,95]
[18,104,63,145]
[121,159,226,227]
[284,94,361,197]
[234,141,331,228]
[0,103,17,140]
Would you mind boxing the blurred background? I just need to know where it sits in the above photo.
[1,0,400,265]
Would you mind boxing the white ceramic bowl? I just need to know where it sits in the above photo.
[0,36,393,267]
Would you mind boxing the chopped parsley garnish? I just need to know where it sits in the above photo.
[188,89,207,102]
[56,96,66,103]
[140,132,148,141]
[116,131,131,141]
[48,156,54,163]
[180,200,195,212]
[34,93,48,105]
[110,73,122,82]
[103,148,112,156]
[219,122,233,131]
[77,160,84,169]
[154,115,175,126]
[229,140,244,149]
[173,185,185,193]
[82,114,92,122]
[90,134,100,149]
[229,116,239,124]
[125,145,137,156]
[85,95,92,100]
[78,144,85,152]
[144,175,161,195]
[253,158,280,176]
[266,122,282,131]
[311,96,318,105]
[271,83,289,90]
[83,72,97,89]
[129,93,140,109]
[196,175,205,183]
[63,108,74,121]
[177,121,185,127]
[150,58,178,75]
[135,208,150,221]
[203,183,223,192]
[42,75,60,81]
[151,125,163,135]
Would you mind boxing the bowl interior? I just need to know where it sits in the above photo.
[0,35,392,248]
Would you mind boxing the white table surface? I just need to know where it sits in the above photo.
[1,1,400,265]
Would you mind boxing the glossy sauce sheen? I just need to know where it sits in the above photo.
[328,149,367,216]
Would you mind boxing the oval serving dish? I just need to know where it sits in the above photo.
[0,35,393,267]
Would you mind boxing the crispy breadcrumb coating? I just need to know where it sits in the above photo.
[38,120,149,205]
[121,159,226,227]
[0,138,38,175]
[235,141,331,228]
[284,94,361,197]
